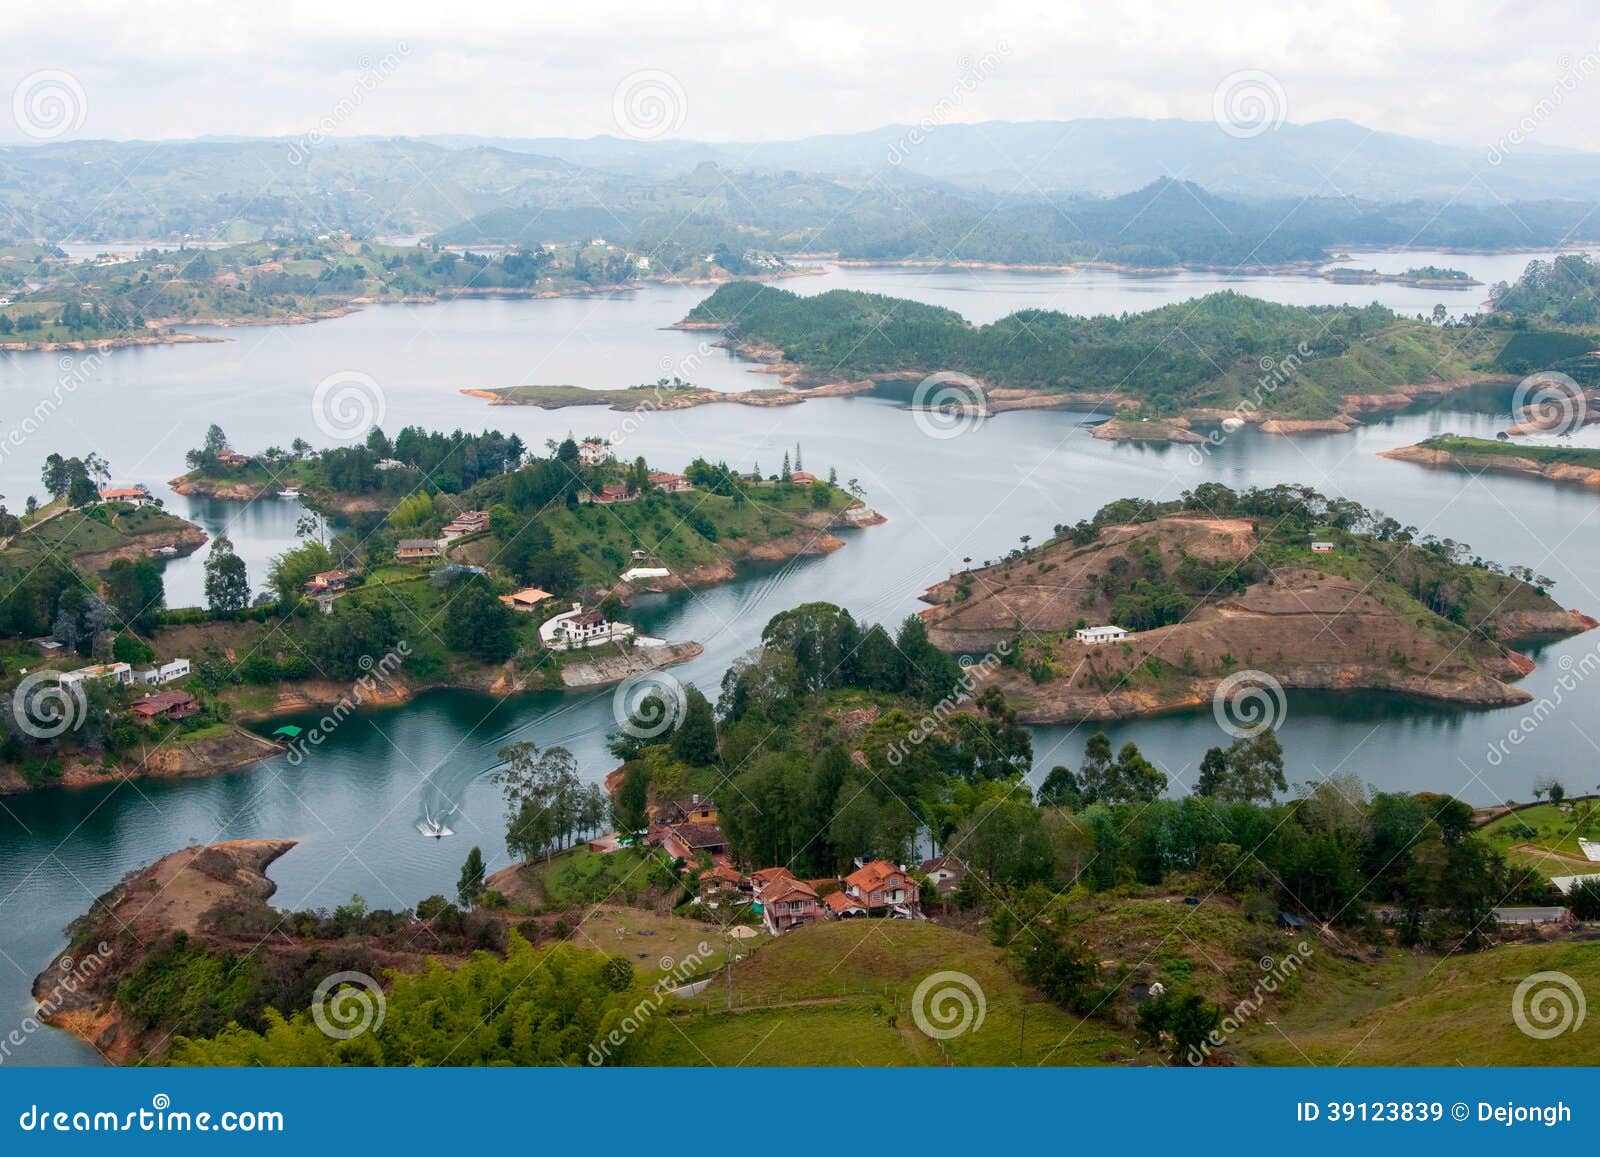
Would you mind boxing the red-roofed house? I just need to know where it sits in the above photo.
[823,890,867,918]
[759,875,820,934]
[842,860,920,917]
[647,471,693,493]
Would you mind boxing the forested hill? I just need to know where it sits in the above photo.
[686,282,1505,417]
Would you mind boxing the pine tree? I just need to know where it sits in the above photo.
[457,846,486,909]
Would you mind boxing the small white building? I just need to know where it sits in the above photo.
[1311,541,1334,553]
[1074,625,1131,645]
[59,662,134,689]
[620,566,671,583]
[577,439,612,466]
[538,602,635,651]
[157,658,191,683]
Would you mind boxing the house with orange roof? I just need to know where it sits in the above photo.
[841,859,920,917]
[759,875,820,934]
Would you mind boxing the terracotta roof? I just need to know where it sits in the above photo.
[675,822,726,849]
[751,866,795,887]
[845,860,904,894]
[699,864,743,885]
[764,877,817,903]
[130,690,197,716]
[824,890,866,913]
[920,855,962,875]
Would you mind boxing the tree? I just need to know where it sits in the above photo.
[1195,730,1286,803]
[1076,731,1115,803]
[457,846,486,909]
[445,578,518,662]
[611,762,650,836]
[103,557,164,628]
[67,474,99,508]
[1534,776,1566,805]
[1037,765,1083,809]
[1195,745,1229,797]
[670,685,718,765]
[1106,741,1166,804]
[1137,988,1223,1063]
[265,539,336,604]
[204,535,249,612]
[496,741,583,862]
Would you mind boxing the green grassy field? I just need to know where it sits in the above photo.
[1238,939,1599,1065]
[643,919,1149,1066]
[1480,800,1600,878]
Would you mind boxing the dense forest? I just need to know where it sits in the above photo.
[689,281,1501,416]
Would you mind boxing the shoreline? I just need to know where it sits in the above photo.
[0,504,879,797]
[0,265,825,353]
[1380,441,1600,489]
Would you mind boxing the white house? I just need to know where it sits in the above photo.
[59,662,134,689]
[1311,541,1334,553]
[577,439,612,466]
[157,658,191,683]
[620,566,671,583]
[132,667,160,686]
[539,602,635,651]
[1075,625,1131,645]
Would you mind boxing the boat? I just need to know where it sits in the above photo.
[417,804,455,839]
[277,487,302,499]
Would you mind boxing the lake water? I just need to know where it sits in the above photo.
[2,255,1599,1064]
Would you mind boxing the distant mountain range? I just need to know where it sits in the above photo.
[416,118,1600,203]
[4,118,1600,246]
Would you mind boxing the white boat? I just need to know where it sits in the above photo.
[417,817,455,839]
[277,487,302,499]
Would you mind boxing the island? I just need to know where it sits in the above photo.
[636,256,1600,441]
[0,429,882,793]
[915,484,1591,723]
[1381,434,1600,489]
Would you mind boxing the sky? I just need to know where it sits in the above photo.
[3,0,1600,152]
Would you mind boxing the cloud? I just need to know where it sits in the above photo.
[1,0,1598,152]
